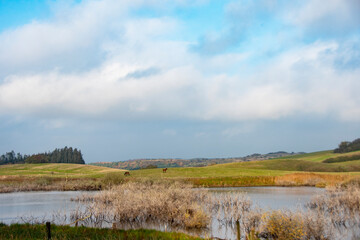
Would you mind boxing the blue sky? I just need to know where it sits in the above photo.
[0,0,359,162]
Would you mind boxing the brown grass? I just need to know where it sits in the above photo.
[274,173,353,187]
[260,210,305,240]
[0,176,102,193]
[188,176,276,187]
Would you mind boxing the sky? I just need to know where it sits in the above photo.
[0,0,360,163]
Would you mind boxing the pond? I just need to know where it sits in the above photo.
[207,187,324,239]
[0,187,324,239]
[0,191,90,224]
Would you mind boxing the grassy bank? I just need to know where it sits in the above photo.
[0,223,203,240]
[185,173,354,187]
[277,150,360,162]
[0,163,125,193]
[0,163,124,178]
[0,176,103,193]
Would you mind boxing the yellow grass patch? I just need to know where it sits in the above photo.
[275,172,353,187]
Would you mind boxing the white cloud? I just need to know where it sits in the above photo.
[286,0,360,36]
[0,0,359,124]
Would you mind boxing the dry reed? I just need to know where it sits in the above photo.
[0,176,101,193]
[72,180,210,229]
[275,173,352,187]
[208,182,360,239]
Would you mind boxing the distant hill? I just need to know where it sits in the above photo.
[91,151,303,170]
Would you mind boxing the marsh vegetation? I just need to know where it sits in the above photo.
[67,179,360,239]
[1,180,359,239]
[72,181,210,229]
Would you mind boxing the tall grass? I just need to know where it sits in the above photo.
[0,223,203,240]
[0,176,102,193]
[188,176,276,187]
[187,173,353,188]
[275,173,352,187]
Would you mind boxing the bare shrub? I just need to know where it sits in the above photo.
[306,185,360,239]
[260,210,305,240]
[243,208,263,236]
[302,209,330,240]
[211,192,252,225]
[73,180,210,229]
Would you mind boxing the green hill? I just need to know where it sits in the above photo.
[2,150,360,189]
[276,150,360,162]
[119,150,360,187]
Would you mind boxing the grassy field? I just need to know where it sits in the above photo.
[0,164,125,193]
[0,223,203,240]
[1,150,360,189]
[277,150,360,162]
[0,163,124,178]
[122,150,360,187]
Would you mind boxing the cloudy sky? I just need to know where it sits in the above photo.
[0,0,359,163]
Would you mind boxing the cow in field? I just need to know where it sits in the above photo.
[162,168,168,173]
[124,171,130,176]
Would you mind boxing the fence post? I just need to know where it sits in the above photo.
[236,220,241,240]
[46,222,51,240]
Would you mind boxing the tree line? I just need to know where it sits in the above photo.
[334,138,360,153]
[0,147,85,165]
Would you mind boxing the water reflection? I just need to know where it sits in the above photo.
[208,187,324,210]
[0,191,93,224]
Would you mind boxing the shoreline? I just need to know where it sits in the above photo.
[0,178,329,194]
[0,171,356,193]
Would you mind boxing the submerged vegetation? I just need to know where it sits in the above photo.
[207,180,360,239]
[67,180,360,240]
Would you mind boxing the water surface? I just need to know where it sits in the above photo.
[208,186,324,210]
[0,191,90,224]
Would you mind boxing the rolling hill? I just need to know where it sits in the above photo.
[0,163,125,178]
